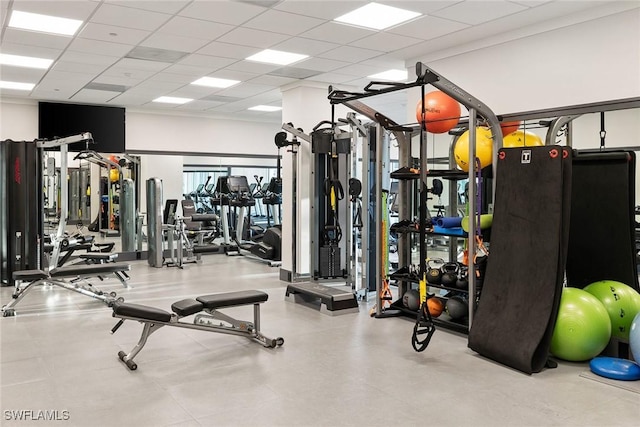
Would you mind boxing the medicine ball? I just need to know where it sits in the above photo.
[427,297,444,318]
[446,296,468,320]
[403,289,421,311]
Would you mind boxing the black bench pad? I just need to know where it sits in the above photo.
[171,299,204,317]
[112,302,172,323]
[80,253,118,261]
[197,290,268,309]
[12,270,48,281]
[50,262,131,277]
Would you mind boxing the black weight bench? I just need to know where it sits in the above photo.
[2,263,132,317]
[79,253,130,284]
[110,290,283,370]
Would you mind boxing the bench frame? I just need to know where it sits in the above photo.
[111,294,283,370]
[2,264,131,317]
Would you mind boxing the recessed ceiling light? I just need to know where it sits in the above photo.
[9,10,83,36]
[191,77,241,89]
[368,69,408,81]
[153,96,193,104]
[334,2,421,31]
[0,53,53,69]
[0,81,35,91]
[248,105,282,112]
[246,49,308,66]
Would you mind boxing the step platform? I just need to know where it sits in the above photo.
[285,282,358,316]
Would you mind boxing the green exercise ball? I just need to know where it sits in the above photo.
[550,287,611,362]
[583,280,640,341]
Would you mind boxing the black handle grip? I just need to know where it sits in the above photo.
[111,319,124,334]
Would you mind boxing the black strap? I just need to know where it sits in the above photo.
[412,299,436,352]
[600,111,606,150]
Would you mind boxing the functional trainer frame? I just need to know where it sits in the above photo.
[110,290,284,370]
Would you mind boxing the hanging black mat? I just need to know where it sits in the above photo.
[468,146,572,374]
[566,150,638,291]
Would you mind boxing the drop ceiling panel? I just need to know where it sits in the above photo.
[157,16,235,39]
[274,1,368,20]
[377,0,462,15]
[167,85,218,98]
[0,66,47,82]
[140,33,210,53]
[38,70,93,89]
[128,79,185,94]
[177,54,237,70]
[178,1,266,26]
[334,63,387,77]
[78,23,151,45]
[111,58,172,72]
[272,37,339,56]
[58,51,121,66]
[10,0,100,20]
[216,82,275,98]
[318,45,384,63]
[510,0,552,7]
[67,38,133,57]
[387,15,469,40]
[145,72,196,84]
[430,0,529,26]
[163,63,219,78]
[102,66,159,81]
[248,74,297,86]
[30,87,78,100]
[176,100,225,111]
[349,32,423,52]
[243,9,325,36]
[104,0,190,14]
[71,88,121,103]
[89,3,170,31]
[309,72,358,84]
[295,57,351,73]
[52,60,110,75]
[196,41,261,60]
[216,28,291,49]
[91,74,145,87]
[2,28,73,50]
[225,60,281,74]
[244,89,282,103]
[300,22,375,45]
[0,42,62,59]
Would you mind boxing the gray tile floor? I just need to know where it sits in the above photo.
[1,254,639,427]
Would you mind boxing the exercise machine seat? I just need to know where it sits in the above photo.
[12,269,48,281]
[171,298,204,317]
[197,290,268,309]
[50,262,131,277]
[112,301,172,323]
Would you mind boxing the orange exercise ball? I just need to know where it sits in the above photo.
[503,130,544,148]
[453,127,494,172]
[500,120,521,135]
[416,91,461,134]
[427,297,444,318]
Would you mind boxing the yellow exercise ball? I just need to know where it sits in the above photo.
[503,130,544,148]
[109,168,120,183]
[454,127,494,172]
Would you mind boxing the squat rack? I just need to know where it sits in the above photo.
[328,62,503,326]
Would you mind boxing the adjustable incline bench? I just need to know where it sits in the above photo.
[2,263,132,317]
[110,290,284,370]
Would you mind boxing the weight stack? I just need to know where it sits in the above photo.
[319,246,341,278]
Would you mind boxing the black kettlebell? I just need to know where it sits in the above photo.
[426,258,444,285]
[456,264,469,290]
[441,262,459,287]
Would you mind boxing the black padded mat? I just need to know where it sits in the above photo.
[468,146,571,374]
[566,151,638,291]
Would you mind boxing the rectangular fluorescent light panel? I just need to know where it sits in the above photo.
[153,96,193,104]
[191,77,240,88]
[0,81,35,91]
[368,69,408,81]
[9,10,83,36]
[334,2,421,30]
[246,49,308,66]
[0,53,53,69]
[248,105,282,112]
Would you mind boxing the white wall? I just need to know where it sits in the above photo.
[126,110,279,156]
[0,99,38,141]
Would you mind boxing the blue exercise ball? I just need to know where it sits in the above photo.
[630,312,640,363]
